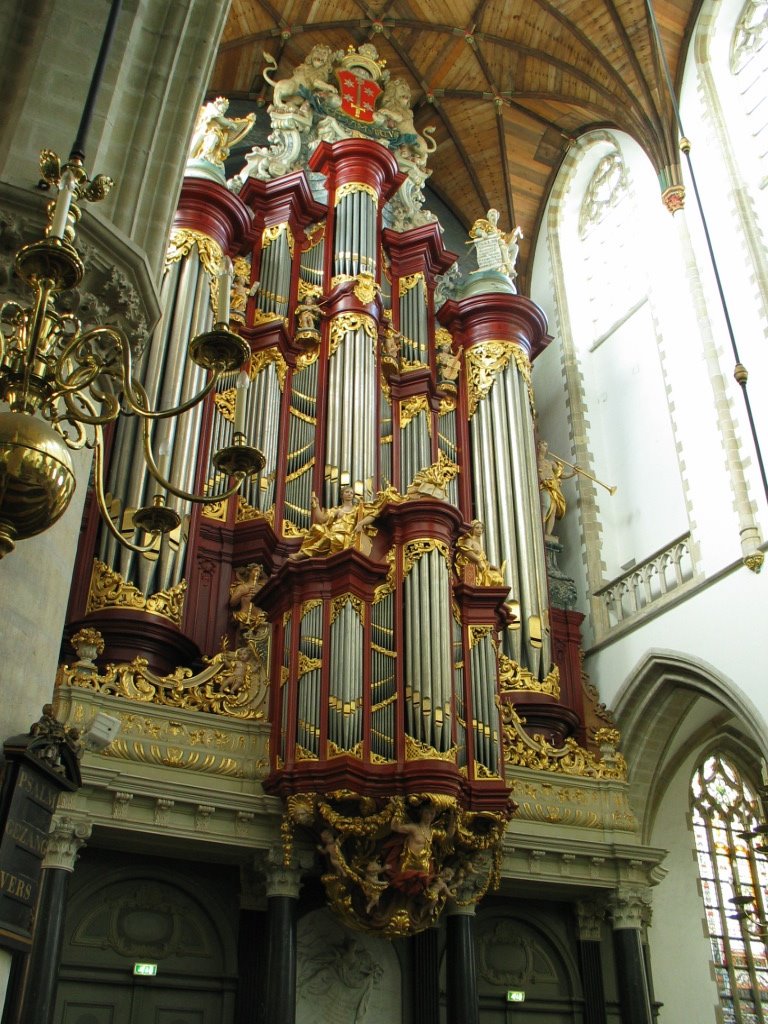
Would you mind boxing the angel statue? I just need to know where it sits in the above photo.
[188,97,255,171]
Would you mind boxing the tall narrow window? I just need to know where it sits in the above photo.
[692,754,768,1023]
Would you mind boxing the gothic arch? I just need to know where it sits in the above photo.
[612,648,768,842]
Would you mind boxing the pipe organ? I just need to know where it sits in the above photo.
[70,42,588,936]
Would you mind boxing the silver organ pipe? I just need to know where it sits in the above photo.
[100,243,213,594]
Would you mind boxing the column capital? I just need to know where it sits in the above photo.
[256,847,311,899]
[42,815,92,871]
[575,897,608,941]
[608,887,653,930]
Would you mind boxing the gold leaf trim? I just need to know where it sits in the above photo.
[335,182,378,205]
[330,593,366,625]
[399,394,431,429]
[329,312,377,355]
[404,734,457,762]
[402,538,450,578]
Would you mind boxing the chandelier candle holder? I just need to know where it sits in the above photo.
[0,150,264,558]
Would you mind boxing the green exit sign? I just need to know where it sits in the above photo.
[133,963,158,977]
[506,990,525,1003]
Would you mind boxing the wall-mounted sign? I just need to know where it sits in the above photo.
[506,990,526,1003]
[133,963,158,977]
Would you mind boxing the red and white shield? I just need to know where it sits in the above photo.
[335,69,382,123]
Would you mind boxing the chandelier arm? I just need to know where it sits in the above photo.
[92,426,168,553]
[140,414,244,505]
[120,369,220,421]
[59,387,120,427]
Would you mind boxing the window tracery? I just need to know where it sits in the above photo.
[692,753,768,1023]
[731,0,768,74]
[578,151,628,238]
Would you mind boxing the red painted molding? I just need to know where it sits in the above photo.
[439,292,551,361]
[174,177,253,257]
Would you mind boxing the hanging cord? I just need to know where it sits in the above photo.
[645,0,768,504]
[69,0,123,162]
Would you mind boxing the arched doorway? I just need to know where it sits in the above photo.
[53,855,238,1024]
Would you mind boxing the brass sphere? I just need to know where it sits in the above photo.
[0,412,76,557]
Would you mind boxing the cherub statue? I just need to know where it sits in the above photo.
[455,520,505,587]
[188,98,255,168]
[291,487,376,560]
[318,829,345,875]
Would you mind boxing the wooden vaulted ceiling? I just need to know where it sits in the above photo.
[210,0,700,291]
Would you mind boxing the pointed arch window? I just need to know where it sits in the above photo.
[692,754,768,1023]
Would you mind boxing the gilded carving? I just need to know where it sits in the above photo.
[202,497,229,521]
[399,394,431,429]
[334,182,378,205]
[165,228,223,278]
[398,272,424,296]
[499,655,561,700]
[406,451,460,501]
[250,347,288,390]
[85,559,186,626]
[329,312,377,355]
[404,735,457,762]
[252,307,286,327]
[236,498,274,525]
[402,538,450,579]
[56,628,270,721]
[283,791,513,938]
[262,222,295,257]
[330,593,366,625]
[464,341,531,418]
[501,702,628,780]
[373,547,397,604]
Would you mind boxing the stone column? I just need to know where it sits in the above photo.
[608,888,654,1024]
[17,816,91,1024]
[575,898,608,1024]
[445,902,478,1024]
[412,927,440,1024]
[236,862,267,1024]
[259,851,303,1024]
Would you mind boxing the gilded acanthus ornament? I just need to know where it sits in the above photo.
[56,629,270,721]
[501,702,627,780]
[498,655,561,700]
[85,559,187,626]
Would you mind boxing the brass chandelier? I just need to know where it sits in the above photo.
[0,2,263,560]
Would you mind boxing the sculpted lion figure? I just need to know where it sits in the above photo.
[263,45,340,110]
[377,78,437,165]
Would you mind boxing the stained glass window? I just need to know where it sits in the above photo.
[692,754,768,1023]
